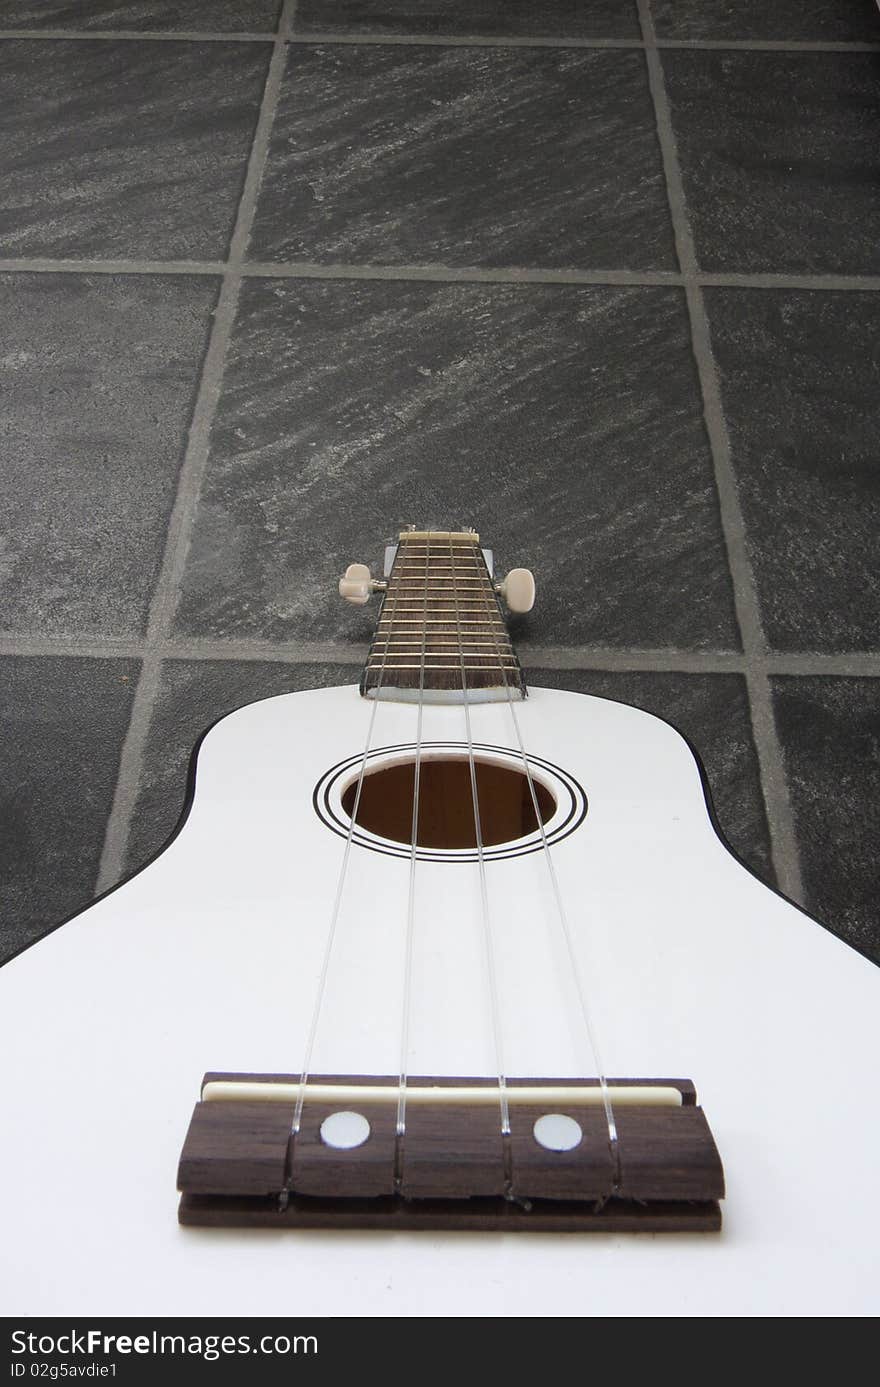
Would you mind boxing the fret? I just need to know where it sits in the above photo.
[383,613,498,619]
[392,569,482,577]
[363,665,516,676]
[381,613,502,619]
[380,615,502,621]
[377,630,508,638]
[368,658,518,665]
[372,641,513,649]
[374,643,510,649]
[372,638,514,647]
[372,654,515,660]
[363,649,513,660]
[376,622,506,629]
[371,656,516,662]
[370,655,515,664]
[384,592,494,598]
[380,613,501,621]
[377,620,507,629]
[382,597,496,605]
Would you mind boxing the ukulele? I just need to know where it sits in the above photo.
[1,528,878,1317]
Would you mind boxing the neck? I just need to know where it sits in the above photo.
[361,530,526,704]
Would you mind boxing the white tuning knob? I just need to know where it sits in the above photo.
[497,568,535,614]
[338,562,373,605]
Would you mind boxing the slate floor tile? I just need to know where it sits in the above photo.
[294,0,640,39]
[704,289,880,653]
[248,44,675,269]
[663,51,880,274]
[652,0,880,43]
[0,39,271,259]
[0,273,218,639]
[772,677,880,960]
[0,2,282,30]
[527,667,774,886]
[173,278,738,651]
[124,659,361,873]
[0,655,138,963]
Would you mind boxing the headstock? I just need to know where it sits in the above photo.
[339,528,535,614]
[338,529,534,703]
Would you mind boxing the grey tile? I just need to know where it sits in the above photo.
[663,51,880,274]
[0,655,139,962]
[248,45,675,269]
[295,0,640,39]
[124,658,361,872]
[705,289,880,653]
[0,39,271,259]
[0,273,219,639]
[173,278,739,651]
[0,2,282,30]
[527,667,774,886]
[772,676,880,960]
[653,0,880,43]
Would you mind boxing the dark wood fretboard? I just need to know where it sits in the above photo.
[361,531,527,703]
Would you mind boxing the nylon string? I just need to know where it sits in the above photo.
[476,549,620,1188]
[392,536,432,1188]
[290,554,404,1145]
[450,535,513,1185]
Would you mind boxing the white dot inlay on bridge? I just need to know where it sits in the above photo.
[320,1110,371,1150]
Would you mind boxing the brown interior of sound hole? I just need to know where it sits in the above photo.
[341,758,556,849]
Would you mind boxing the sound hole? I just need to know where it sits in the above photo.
[341,757,556,850]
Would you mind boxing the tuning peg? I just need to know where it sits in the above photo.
[496,567,535,614]
[339,563,387,605]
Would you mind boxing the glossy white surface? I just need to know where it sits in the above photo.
[1,684,878,1317]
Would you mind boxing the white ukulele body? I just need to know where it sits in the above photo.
[1,681,878,1316]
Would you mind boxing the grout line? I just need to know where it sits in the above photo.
[655,38,880,53]
[245,261,680,285]
[697,272,880,292]
[523,648,744,673]
[293,33,880,53]
[3,631,880,676]
[288,32,644,49]
[638,0,805,903]
[159,639,369,666]
[2,256,879,293]
[158,641,744,672]
[521,650,880,676]
[93,0,297,896]
[761,653,880,676]
[0,636,143,660]
[0,29,277,42]
[0,258,226,277]
[1,29,877,53]
[0,257,677,286]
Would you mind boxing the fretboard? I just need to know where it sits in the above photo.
[361,531,527,703]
